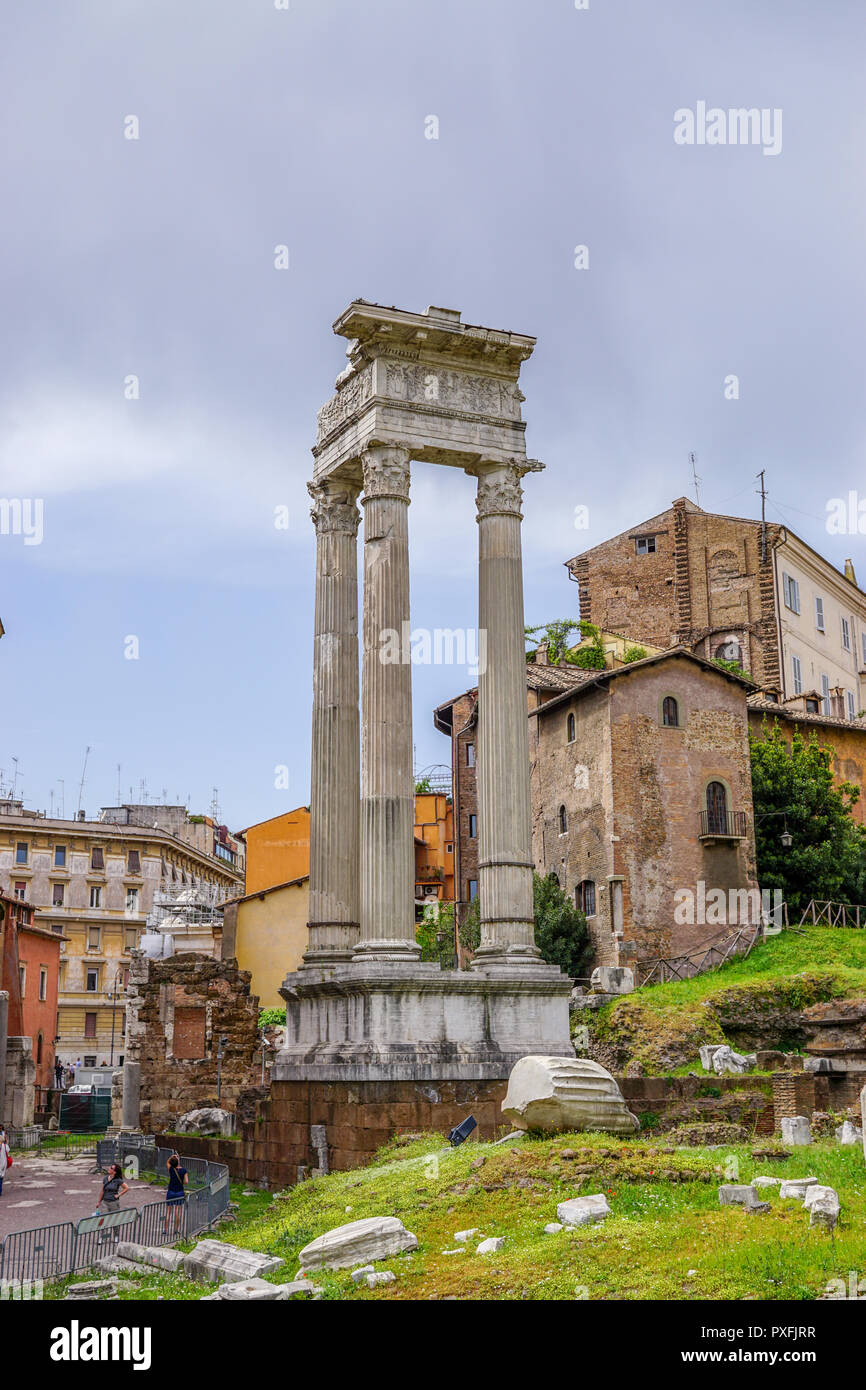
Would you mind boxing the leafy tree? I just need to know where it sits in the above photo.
[457,874,590,977]
[533,871,591,977]
[416,900,457,966]
[414,776,432,794]
[750,719,866,912]
[525,619,607,670]
[258,1006,286,1028]
[622,645,648,663]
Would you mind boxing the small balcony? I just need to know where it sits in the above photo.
[699,809,747,843]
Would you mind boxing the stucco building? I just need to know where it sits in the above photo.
[0,889,63,1089]
[0,800,243,1067]
[567,497,866,719]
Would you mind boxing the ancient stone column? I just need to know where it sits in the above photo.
[121,1059,141,1130]
[303,476,362,965]
[472,461,541,966]
[355,444,420,959]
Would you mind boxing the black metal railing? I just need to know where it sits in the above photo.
[699,809,747,838]
[0,1140,230,1285]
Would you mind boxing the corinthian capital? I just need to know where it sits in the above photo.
[361,444,411,503]
[308,478,361,535]
[474,459,543,521]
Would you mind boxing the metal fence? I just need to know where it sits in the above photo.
[7,1129,103,1159]
[0,1139,230,1285]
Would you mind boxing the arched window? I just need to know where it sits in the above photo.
[706,781,728,835]
[714,638,742,664]
[566,712,576,743]
[662,696,679,727]
[576,880,596,917]
[558,805,568,834]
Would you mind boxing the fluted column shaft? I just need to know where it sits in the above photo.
[304,477,361,965]
[472,461,540,965]
[356,444,419,959]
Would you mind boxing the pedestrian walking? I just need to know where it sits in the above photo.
[164,1152,189,1235]
[0,1127,11,1197]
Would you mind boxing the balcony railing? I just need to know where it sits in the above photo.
[699,809,747,840]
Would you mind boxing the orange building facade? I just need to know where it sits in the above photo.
[0,891,62,1089]
[242,807,311,895]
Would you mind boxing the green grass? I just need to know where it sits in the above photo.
[589,924,866,1072]
[76,1131,866,1302]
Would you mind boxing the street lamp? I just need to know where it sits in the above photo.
[756,809,793,847]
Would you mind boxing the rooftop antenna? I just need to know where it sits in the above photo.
[756,469,768,564]
[76,746,91,816]
[49,788,54,817]
[688,452,702,508]
[116,763,122,804]
[211,786,221,824]
[58,779,65,819]
[11,756,20,799]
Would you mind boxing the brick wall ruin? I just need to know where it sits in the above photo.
[125,950,260,1134]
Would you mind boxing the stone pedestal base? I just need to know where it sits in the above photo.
[274,961,573,1082]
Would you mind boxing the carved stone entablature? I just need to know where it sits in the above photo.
[383,363,524,421]
[317,363,374,443]
[361,444,411,503]
[474,460,545,521]
[307,479,361,536]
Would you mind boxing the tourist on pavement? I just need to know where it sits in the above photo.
[0,1128,10,1197]
[97,1161,129,1215]
[164,1152,189,1234]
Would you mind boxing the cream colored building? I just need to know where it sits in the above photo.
[0,801,243,1066]
[775,533,865,720]
[222,876,310,1010]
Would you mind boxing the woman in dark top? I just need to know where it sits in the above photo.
[97,1163,129,1215]
[164,1152,189,1234]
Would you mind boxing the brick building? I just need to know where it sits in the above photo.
[567,498,866,717]
[0,890,63,1089]
[528,649,759,968]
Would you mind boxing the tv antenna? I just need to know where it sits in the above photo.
[688,452,702,508]
[76,746,91,816]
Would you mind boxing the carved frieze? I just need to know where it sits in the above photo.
[316,363,374,442]
[384,362,523,421]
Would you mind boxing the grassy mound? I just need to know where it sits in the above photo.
[61,1131,866,1302]
[588,924,866,1073]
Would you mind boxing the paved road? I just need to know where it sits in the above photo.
[0,1153,159,1238]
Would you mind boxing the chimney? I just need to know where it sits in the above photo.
[844,558,857,586]
[535,640,549,667]
[830,686,845,720]
[77,809,86,821]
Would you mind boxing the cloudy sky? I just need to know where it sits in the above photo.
[2,0,864,830]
